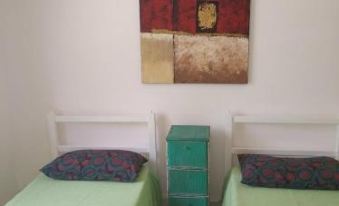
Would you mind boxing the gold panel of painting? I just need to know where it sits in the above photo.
[141,33,174,84]
[198,2,217,31]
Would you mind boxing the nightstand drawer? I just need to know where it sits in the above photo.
[168,170,208,195]
[169,196,208,206]
[168,141,207,168]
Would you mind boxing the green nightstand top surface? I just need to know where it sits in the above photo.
[166,125,210,142]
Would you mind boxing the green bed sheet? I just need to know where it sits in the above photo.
[223,167,339,206]
[5,166,161,206]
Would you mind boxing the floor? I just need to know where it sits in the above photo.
[163,200,221,206]
[210,201,221,206]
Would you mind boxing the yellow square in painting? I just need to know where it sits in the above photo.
[197,2,217,32]
[141,33,174,84]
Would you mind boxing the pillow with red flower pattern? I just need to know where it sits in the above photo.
[40,150,147,182]
[238,154,339,190]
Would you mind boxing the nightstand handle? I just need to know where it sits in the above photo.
[184,146,191,151]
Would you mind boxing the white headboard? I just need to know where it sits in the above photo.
[47,112,157,174]
[226,113,339,162]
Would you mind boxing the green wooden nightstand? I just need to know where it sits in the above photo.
[167,125,210,206]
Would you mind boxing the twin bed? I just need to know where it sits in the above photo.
[224,166,339,206]
[5,112,161,206]
[5,167,160,206]
[5,113,339,206]
[223,115,339,206]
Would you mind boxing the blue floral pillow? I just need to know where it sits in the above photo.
[41,150,148,182]
[238,154,339,190]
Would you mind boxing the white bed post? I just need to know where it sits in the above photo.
[229,114,339,158]
[226,111,234,172]
[47,112,59,159]
[336,125,339,160]
[148,111,157,175]
[47,111,157,174]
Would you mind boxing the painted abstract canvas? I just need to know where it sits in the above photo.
[140,0,250,84]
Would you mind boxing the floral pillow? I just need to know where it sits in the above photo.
[41,150,147,182]
[238,154,339,190]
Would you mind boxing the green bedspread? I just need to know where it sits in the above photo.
[5,166,161,206]
[223,167,339,206]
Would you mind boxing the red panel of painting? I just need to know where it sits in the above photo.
[140,0,250,34]
[140,0,173,32]
[140,0,152,32]
[152,0,173,31]
[216,0,250,35]
[173,0,197,34]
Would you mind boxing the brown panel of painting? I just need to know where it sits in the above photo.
[174,35,248,84]
[141,33,174,84]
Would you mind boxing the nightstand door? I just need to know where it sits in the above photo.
[167,141,207,168]
[169,197,208,206]
[168,169,208,195]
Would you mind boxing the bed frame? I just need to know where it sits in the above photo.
[47,112,157,174]
[227,113,339,163]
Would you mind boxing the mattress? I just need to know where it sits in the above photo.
[5,166,161,206]
[223,167,339,206]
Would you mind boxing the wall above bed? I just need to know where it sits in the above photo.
[0,0,338,204]
[0,63,18,206]
[43,0,339,200]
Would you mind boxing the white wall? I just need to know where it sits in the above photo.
[0,64,17,206]
[1,0,339,203]
[0,0,51,203]
[0,4,18,204]
[42,0,339,201]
